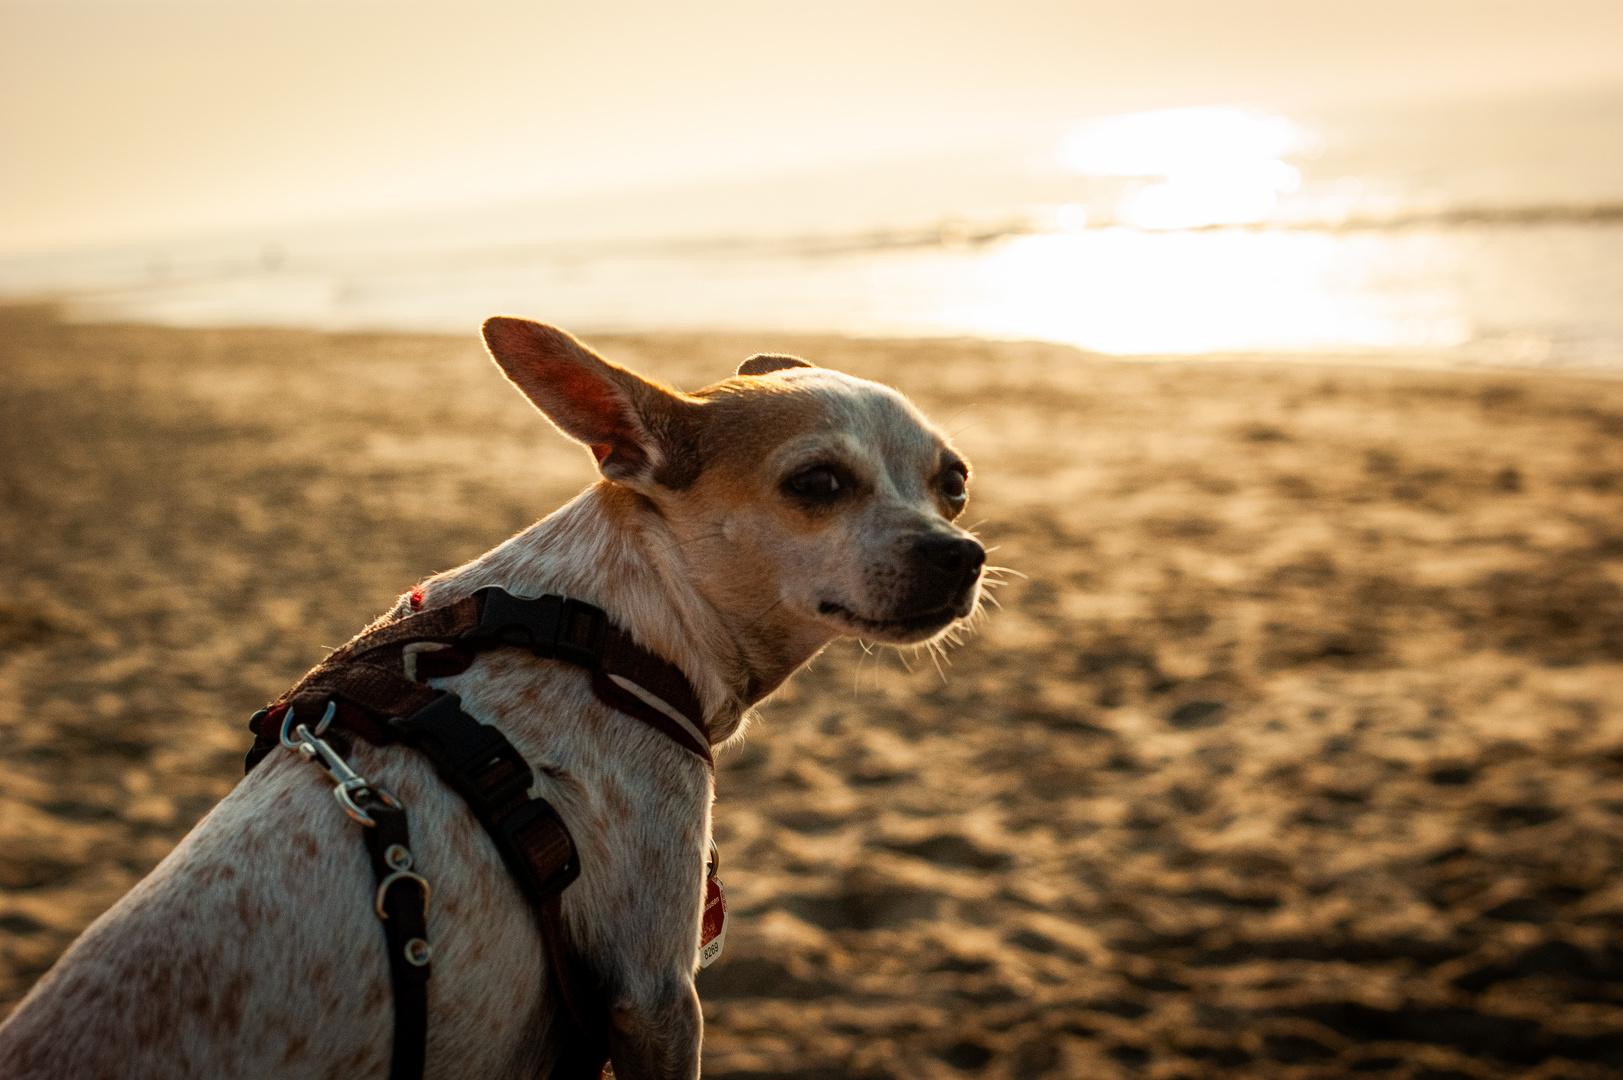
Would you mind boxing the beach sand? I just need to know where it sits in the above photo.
[2,305,1622,1078]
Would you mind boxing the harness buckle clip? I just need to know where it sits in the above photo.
[390,692,535,814]
[466,588,607,670]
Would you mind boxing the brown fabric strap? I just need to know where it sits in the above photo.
[591,672,712,765]
[504,810,576,883]
[333,596,483,665]
[267,597,483,711]
[287,661,441,723]
[599,627,706,735]
[460,587,712,758]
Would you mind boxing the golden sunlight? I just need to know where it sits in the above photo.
[1058,106,1320,230]
[944,228,1471,355]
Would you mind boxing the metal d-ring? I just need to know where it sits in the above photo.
[374,869,431,920]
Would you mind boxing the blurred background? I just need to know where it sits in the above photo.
[3,0,1622,364]
[4,3,1623,1078]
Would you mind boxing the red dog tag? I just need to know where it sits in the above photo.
[698,874,727,968]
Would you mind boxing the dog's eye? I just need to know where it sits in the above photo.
[784,467,845,501]
[941,465,968,501]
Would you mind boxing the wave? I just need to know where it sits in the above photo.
[548,200,1623,261]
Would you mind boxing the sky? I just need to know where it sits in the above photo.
[3,0,1622,256]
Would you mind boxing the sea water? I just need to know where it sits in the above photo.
[4,89,1620,372]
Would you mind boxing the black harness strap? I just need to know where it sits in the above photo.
[389,691,610,1073]
[247,587,711,1080]
[359,794,431,1080]
[389,692,581,903]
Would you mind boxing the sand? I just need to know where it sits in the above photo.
[2,305,1622,1079]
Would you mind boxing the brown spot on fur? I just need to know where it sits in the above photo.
[602,775,632,821]
[324,1042,379,1080]
[131,957,174,1051]
[362,976,389,1012]
[186,981,211,1021]
[219,970,248,1034]
[282,1033,310,1064]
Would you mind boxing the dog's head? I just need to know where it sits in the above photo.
[483,316,984,663]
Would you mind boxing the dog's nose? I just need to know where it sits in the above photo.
[915,535,986,584]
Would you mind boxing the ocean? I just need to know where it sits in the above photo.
[4,87,1621,371]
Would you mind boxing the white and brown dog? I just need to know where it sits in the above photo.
[0,318,985,1080]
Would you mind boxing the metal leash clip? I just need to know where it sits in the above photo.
[281,701,400,827]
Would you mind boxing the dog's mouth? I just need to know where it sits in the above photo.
[818,600,962,639]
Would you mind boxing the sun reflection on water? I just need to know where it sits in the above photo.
[934,228,1470,355]
[1059,105,1319,230]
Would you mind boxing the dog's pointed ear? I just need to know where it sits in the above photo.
[737,353,814,377]
[483,316,698,486]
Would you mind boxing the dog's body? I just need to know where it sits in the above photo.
[0,319,983,1080]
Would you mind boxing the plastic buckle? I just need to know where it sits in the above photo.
[468,588,564,655]
[390,693,535,814]
[467,588,607,671]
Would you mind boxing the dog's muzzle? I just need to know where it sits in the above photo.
[903,534,986,616]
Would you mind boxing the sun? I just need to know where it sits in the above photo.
[1058,105,1320,230]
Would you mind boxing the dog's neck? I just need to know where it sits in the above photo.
[423,481,835,745]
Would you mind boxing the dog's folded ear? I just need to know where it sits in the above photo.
[737,354,814,377]
[483,316,701,488]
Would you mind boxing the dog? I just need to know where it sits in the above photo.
[0,317,985,1080]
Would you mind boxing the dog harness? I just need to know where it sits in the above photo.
[243,586,720,1080]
